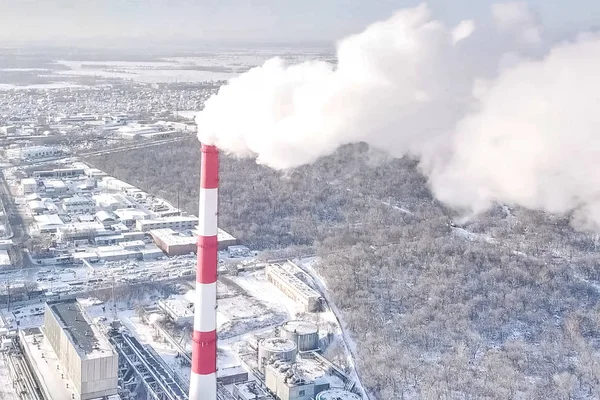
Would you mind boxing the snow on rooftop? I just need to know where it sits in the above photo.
[34,214,64,227]
[150,228,195,245]
[21,330,80,400]
[158,297,193,318]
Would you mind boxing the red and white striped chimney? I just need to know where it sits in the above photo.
[190,144,219,400]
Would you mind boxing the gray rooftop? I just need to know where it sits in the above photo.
[47,299,114,359]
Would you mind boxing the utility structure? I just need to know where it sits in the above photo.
[189,144,219,400]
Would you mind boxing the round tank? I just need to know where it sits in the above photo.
[316,389,362,400]
[281,320,319,351]
[258,338,297,372]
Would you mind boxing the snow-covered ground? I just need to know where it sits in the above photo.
[0,355,18,400]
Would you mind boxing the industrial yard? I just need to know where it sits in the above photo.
[0,154,366,400]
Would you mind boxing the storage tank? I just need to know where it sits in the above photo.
[258,338,297,372]
[316,388,362,400]
[281,320,319,351]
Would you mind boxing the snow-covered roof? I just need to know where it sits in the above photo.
[34,214,64,227]
[63,195,94,205]
[95,210,116,222]
[28,200,47,210]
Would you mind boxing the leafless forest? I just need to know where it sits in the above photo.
[88,138,600,399]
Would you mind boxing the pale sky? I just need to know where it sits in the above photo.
[0,0,598,45]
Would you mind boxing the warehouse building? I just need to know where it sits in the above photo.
[266,265,322,312]
[6,145,61,160]
[41,299,118,400]
[33,167,85,178]
[149,227,237,255]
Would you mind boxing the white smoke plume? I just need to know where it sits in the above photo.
[197,3,600,229]
[492,2,542,45]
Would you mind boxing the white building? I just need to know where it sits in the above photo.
[21,178,37,194]
[136,216,199,232]
[43,179,68,195]
[62,196,96,214]
[6,145,61,160]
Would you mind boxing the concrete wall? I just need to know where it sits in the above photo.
[44,305,118,400]
[80,355,119,400]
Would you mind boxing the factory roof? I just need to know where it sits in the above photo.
[150,228,196,245]
[234,381,269,400]
[28,200,47,210]
[45,179,67,189]
[63,195,94,205]
[159,297,193,318]
[95,210,116,222]
[151,227,237,246]
[261,337,297,352]
[316,388,361,400]
[20,329,80,400]
[22,177,36,185]
[267,265,321,300]
[114,208,148,220]
[282,320,319,335]
[34,214,64,228]
[139,216,199,224]
[46,299,115,360]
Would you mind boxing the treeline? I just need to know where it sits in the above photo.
[88,139,600,399]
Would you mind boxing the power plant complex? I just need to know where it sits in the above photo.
[0,143,364,400]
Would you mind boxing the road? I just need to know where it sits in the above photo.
[0,170,29,268]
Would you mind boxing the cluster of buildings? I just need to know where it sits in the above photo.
[14,162,238,266]
[0,83,222,144]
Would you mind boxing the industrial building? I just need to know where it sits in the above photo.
[280,321,319,352]
[33,167,85,178]
[258,338,297,373]
[264,362,316,400]
[233,381,270,400]
[136,215,199,232]
[6,145,61,160]
[21,299,119,400]
[149,227,237,255]
[34,214,65,233]
[266,265,322,312]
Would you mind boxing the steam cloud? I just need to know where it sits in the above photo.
[197,3,600,229]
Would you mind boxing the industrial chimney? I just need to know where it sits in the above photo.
[189,144,218,399]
